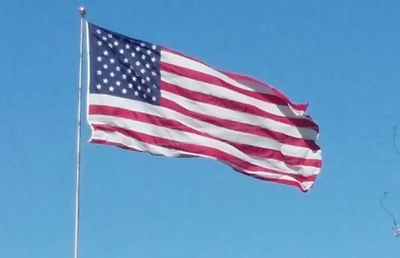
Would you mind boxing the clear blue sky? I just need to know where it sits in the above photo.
[1,0,400,257]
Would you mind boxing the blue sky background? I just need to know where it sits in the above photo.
[1,0,400,257]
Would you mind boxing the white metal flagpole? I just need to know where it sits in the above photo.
[74,6,86,258]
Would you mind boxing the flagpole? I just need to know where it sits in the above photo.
[74,6,86,258]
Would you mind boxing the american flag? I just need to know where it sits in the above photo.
[86,22,322,192]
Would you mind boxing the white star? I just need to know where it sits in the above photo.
[124,58,129,63]
[109,86,114,92]
[146,88,151,93]
[116,66,121,72]
[103,50,109,56]
[151,71,157,76]
[141,78,145,84]
[132,76,137,82]
[97,41,102,46]
[151,57,156,62]
[128,83,133,88]
[103,78,108,84]
[116,81,121,86]
[103,64,108,69]
[141,54,146,60]
[138,86,141,90]
[131,52,136,57]
[102,36,107,41]
[152,84,157,88]
[146,50,152,55]
[96,84,102,89]
[145,63,150,69]
[110,58,115,64]
[135,46,141,51]
[140,69,145,74]
[140,42,146,47]
[110,72,115,77]
[108,34,113,38]
[127,69,131,74]
[119,49,124,54]
[143,94,147,98]
[114,41,119,46]
[134,91,139,96]
[135,61,141,66]
[122,88,127,94]
[122,74,127,79]
[152,96,157,101]
[152,44,157,50]
[97,56,102,62]
[146,76,150,81]
[97,70,102,75]
[108,43,113,48]
[96,29,102,34]
[125,44,130,49]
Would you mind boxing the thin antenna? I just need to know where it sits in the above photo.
[74,6,86,258]
[390,127,400,237]
[379,192,400,237]
[380,192,397,224]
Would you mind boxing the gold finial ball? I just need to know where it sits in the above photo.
[79,7,86,16]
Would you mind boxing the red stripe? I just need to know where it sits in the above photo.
[162,47,210,67]
[222,71,308,112]
[160,62,319,132]
[159,97,320,150]
[161,62,289,107]
[161,48,308,113]
[91,123,317,183]
[89,105,321,168]
[231,142,321,168]
[91,137,310,192]
[162,81,318,129]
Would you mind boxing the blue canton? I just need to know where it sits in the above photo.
[88,23,161,105]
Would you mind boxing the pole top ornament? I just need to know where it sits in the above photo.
[79,7,86,17]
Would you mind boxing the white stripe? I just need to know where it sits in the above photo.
[92,125,318,185]
[89,114,320,176]
[161,50,273,94]
[89,94,321,160]
[91,129,315,190]
[244,170,313,191]
[161,70,306,119]
[92,130,313,191]
[91,130,198,157]
[161,49,305,115]
[162,90,318,140]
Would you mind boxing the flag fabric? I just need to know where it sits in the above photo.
[86,22,322,192]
